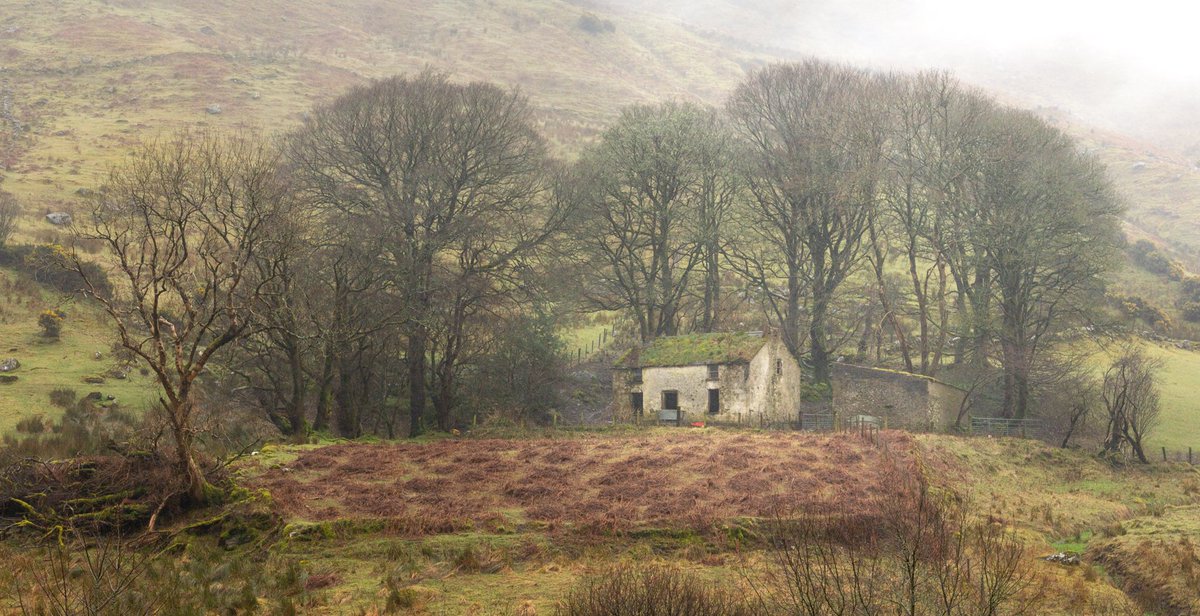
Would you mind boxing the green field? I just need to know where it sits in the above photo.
[0,269,158,434]
[1142,342,1200,453]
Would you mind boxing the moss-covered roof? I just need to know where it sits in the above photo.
[615,332,767,368]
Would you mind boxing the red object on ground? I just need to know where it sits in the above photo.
[691,422,706,428]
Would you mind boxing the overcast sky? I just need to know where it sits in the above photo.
[629,0,1200,148]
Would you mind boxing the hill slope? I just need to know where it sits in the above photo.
[0,0,767,230]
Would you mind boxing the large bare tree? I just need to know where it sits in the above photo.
[288,71,554,436]
[726,60,887,384]
[569,102,735,341]
[72,131,292,504]
[975,109,1123,418]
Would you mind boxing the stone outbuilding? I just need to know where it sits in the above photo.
[830,363,967,431]
[611,332,804,426]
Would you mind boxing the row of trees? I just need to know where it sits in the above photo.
[70,73,572,501]
[569,61,1123,418]
[63,61,1126,500]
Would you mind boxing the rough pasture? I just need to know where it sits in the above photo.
[250,430,914,535]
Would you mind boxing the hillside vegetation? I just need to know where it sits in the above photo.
[0,0,766,227]
[8,428,1188,613]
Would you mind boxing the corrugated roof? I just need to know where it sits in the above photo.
[615,332,767,368]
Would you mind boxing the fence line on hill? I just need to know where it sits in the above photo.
[570,322,621,366]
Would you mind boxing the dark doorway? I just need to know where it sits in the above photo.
[630,392,643,417]
[708,389,720,414]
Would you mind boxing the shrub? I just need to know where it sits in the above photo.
[38,309,65,338]
[1181,301,1200,323]
[49,387,77,408]
[466,308,566,424]
[1182,276,1200,302]
[15,415,46,434]
[556,563,753,616]
[0,191,17,248]
[1130,240,1186,281]
[1110,294,1171,330]
[23,244,112,298]
[576,12,615,35]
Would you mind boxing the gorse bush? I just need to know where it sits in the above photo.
[37,308,64,338]
[21,243,113,298]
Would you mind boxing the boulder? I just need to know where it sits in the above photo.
[199,25,216,36]
[45,212,72,225]
[0,375,17,384]
[82,375,105,384]
[205,103,223,115]
[1042,552,1081,565]
[0,358,18,372]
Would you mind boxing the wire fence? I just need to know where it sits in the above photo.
[569,322,622,366]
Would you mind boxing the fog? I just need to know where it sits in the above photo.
[611,0,1200,153]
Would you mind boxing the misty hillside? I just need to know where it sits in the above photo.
[0,0,766,214]
[4,0,1200,274]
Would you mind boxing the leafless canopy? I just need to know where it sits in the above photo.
[72,130,293,503]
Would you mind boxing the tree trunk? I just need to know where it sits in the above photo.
[783,266,803,360]
[907,245,930,373]
[810,298,831,386]
[434,371,454,432]
[701,246,719,333]
[407,329,427,437]
[313,349,335,432]
[286,337,307,437]
[171,398,213,505]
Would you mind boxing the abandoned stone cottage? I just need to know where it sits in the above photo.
[612,332,967,430]
[611,331,804,425]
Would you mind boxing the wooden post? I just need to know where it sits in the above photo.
[1162,446,1168,462]
[1190,446,1194,465]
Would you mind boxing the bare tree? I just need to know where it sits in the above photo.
[756,473,1036,616]
[569,102,731,341]
[71,131,292,503]
[975,109,1123,418]
[727,60,887,384]
[289,71,554,436]
[0,191,18,247]
[1100,345,1162,463]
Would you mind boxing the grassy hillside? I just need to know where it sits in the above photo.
[0,0,767,232]
[0,267,157,434]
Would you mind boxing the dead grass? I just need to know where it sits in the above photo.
[1088,505,1200,614]
[248,430,914,535]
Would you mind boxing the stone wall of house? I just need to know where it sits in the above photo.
[929,380,967,429]
[612,369,635,422]
[612,337,805,426]
[830,364,965,431]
